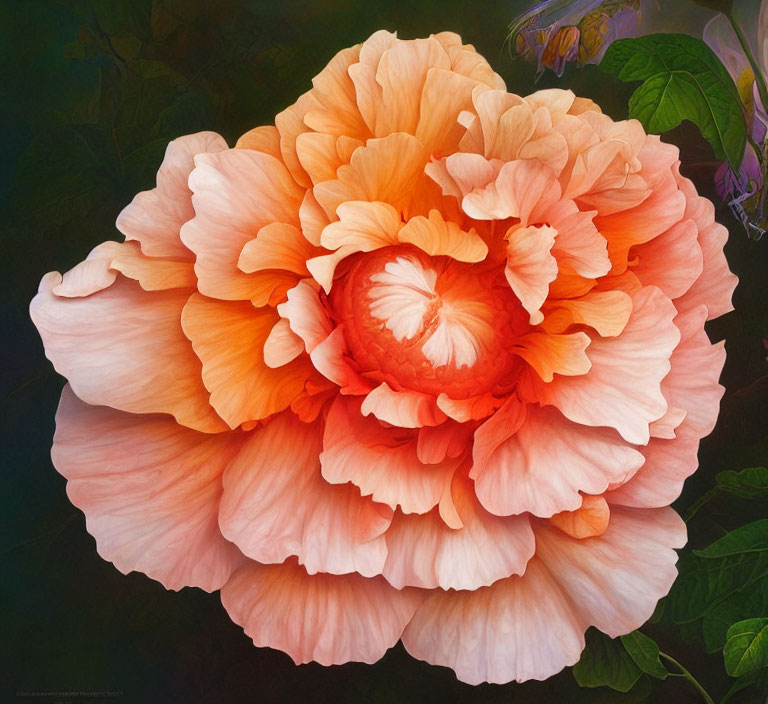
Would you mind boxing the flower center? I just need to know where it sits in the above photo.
[335,246,526,399]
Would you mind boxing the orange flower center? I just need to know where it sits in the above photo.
[335,247,527,399]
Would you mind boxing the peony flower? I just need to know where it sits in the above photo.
[31,31,737,685]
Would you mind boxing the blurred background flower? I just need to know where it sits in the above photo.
[510,0,768,238]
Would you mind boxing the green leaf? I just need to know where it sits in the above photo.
[723,618,768,677]
[702,575,768,653]
[717,468,768,499]
[600,33,746,172]
[668,524,768,625]
[620,631,668,680]
[694,519,768,559]
[573,629,643,692]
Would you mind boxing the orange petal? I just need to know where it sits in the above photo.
[181,294,311,428]
[549,495,611,538]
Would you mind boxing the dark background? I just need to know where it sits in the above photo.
[2,1,767,702]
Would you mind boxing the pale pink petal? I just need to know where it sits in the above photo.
[472,404,644,517]
[53,386,245,591]
[218,411,392,577]
[309,326,373,394]
[528,286,680,444]
[51,241,122,297]
[661,305,727,438]
[401,558,587,685]
[361,382,446,428]
[382,473,535,590]
[546,199,611,278]
[632,219,703,298]
[277,279,333,353]
[321,397,460,515]
[535,506,686,637]
[31,271,225,433]
[677,222,737,319]
[109,242,197,291]
[462,159,561,225]
[117,131,227,260]
[221,559,423,666]
[607,426,701,507]
[504,224,558,325]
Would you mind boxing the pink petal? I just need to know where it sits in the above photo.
[528,286,680,444]
[535,506,686,637]
[117,131,227,260]
[401,558,587,684]
[382,473,535,590]
[221,558,422,666]
[31,271,225,433]
[321,397,459,515]
[504,224,558,325]
[361,382,446,428]
[218,411,392,577]
[472,404,644,517]
[53,386,245,591]
[606,428,701,508]
[632,219,704,298]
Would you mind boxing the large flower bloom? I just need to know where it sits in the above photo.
[31,31,736,684]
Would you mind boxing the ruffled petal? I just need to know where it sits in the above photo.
[535,506,686,637]
[218,411,392,577]
[382,473,535,590]
[181,294,311,429]
[321,396,458,514]
[528,286,680,444]
[181,148,305,302]
[117,131,227,260]
[52,386,245,591]
[31,269,224,433]
[221,558,422,666]
[472,404,644,517]
[401,558,587,685]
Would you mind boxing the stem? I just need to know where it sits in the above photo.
[658,652,716,704]
[684,487,719,522]
[726,12,768,116]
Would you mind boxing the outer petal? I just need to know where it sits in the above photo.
[116,131,228,260]
[321,397,459,515]
[528,286,680,444]
[401,558,587,685]
[382,473,535,590]
[218,411,392,578]
[31,271,225,433]
[606,428,701,508]
[472,404,644,517]
[221,559,423,666]
[535,506,686,637]
[52,386,245,591]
